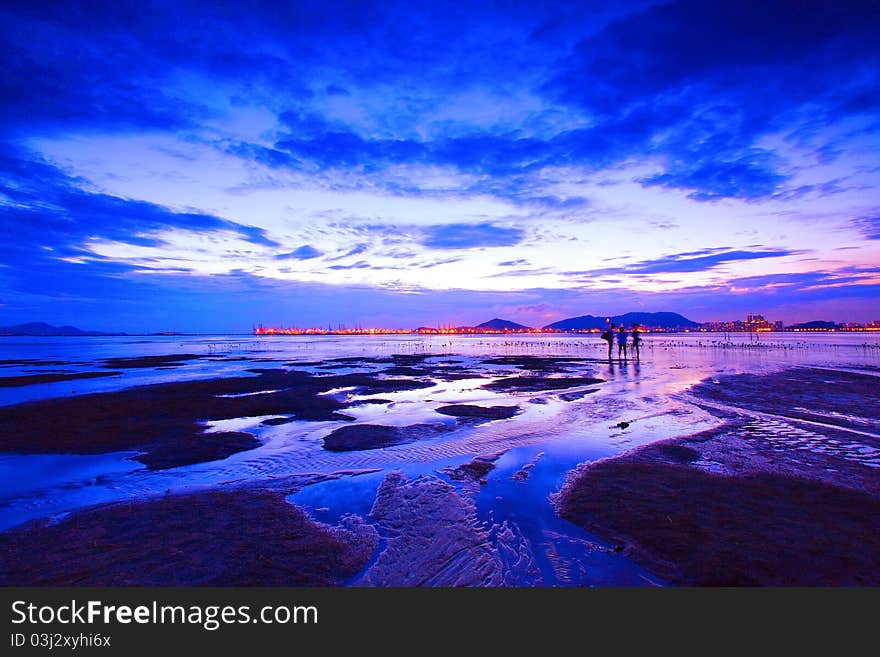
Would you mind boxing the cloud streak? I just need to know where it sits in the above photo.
[0,1,877,328]
[420,224,526,249]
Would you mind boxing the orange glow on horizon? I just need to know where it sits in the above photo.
[250,320,880,336]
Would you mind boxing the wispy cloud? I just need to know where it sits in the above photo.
[420,223,525,249]
[562,248,800,278]
[0,0,877,329]
[853,215,880,240]
[274,245,323,260]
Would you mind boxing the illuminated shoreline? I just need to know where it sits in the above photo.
[252,325,880,336]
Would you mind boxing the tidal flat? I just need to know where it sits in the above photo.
[0,333,877,586]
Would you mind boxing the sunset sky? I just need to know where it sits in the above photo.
[1,1,879,332]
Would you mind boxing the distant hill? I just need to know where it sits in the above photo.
[475,318,532,331]
[544,312,699,331]
[543,314,606,331]
[788,320,838,330]
[0,322,111,336]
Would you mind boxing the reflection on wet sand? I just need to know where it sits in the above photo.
[0,333,878,585]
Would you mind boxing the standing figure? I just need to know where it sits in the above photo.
[601,323,615,361]
[617,325,628,361]
[631,324,642,360]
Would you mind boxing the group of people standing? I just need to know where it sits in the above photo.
[600,323,642,361]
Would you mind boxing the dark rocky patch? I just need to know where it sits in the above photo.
[244,369,433,396]
[100,354,202,369]
[401,354,447,365]
[0,370,431,469]
[434,371,485,381]
[388,354,442,365]
[21,368,75,373]
[316,355,475,381]
[323,423,447,452]
[639,443,701,463]
[139,432,262,470]
[691,367,880,427]
[557,367,880,586]
[484,376,604,392]
[0,359,77,366]
[0,490,377,586]
[0,370,122,388]
[353,377,434,395]
[260,416,296,426]
[443,453,503,482]
[557,460,880,586]
[513,452,544,482]
[328,354,446,366]
[435,404,520,420]
[481,356,599,371]
[383,366,431,376]
[558,389,599,402]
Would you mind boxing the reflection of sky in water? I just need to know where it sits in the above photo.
[1,332,877,408]
[476,444,665,586]
[0,451,143,501]
[0,333,878,583]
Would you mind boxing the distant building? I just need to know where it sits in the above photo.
[700,313,783,332]
[745,313,773,331]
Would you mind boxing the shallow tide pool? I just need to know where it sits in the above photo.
[1,333,878,584]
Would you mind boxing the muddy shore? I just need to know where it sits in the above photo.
[555,367,880,585]
[0,487,378,586]
[0,355,602,469]
[8,349,877,587]
[0,368,434,469]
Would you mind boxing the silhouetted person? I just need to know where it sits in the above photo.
[617,325,628,360]
[631,324,642,360]
[601,323,615,361]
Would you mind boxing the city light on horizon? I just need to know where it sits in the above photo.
[252,315,880,337]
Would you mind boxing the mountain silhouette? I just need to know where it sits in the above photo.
[0,322,110,336]
[475,318,532,330]
[544,312,698,331]
[787,320,837,329]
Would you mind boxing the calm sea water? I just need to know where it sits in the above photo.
[1,332,878,585]
[1,331,877,404]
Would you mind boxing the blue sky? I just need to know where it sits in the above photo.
[1,0,879,332]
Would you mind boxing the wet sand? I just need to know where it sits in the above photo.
[0,368,436,469]
[555,367,880,585]
[0,370,122,387]
[322,423,449,451]
[435,404,521,420]
[0,487,377,586]
[443,452,503,482]
[99,354,202,369]
[484,375,604,392]
[1,338,878,587]
[356,472,503,586]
